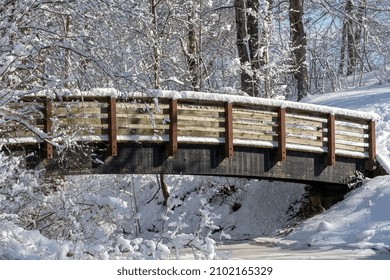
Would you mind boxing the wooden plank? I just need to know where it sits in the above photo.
[52,96,109,103]
[117,112,167,118]
[177,108,225,115]
[76,128,109,136]
[117,123,166,132]
[233,127,276,136]
[108,97,117,157]
[233,108,278,116]
[176,125,225,133]
[233,112,276,123]
[117,107,168,115]
[286,116,326,129]
[286,136,325,147]
[225,102,234,158]
[178,103,224,110]
[327,114,336,166]
[53,101,107,110]
[117,128,165,136]
[117,102,169,108]
[233,103,278,113]
[177,119,224,128]
[177,115,224,123]
[286,126,325,138]
[286,111,327,122]
[117,116,167,126]
[336,133,368,143]
[177,129,224,138]
[169,99,178,156]
[278,107,286,161]
[57,118,109,126]
[335,143,366,153]
[233,118,277,126]
[44,99,53,159]
[367,120,376,170]
[335,124,366,134]
[233,125,276,136]
[233,132,277,142]
[336,115,371,126]
[53,106,108,115]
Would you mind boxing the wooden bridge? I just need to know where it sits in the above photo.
[1,90,379,186]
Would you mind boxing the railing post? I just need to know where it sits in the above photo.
[43,99,53,159]
[225,102,234,159]
[327,114,336,166]
[108,97,118,157]
[169,99,178,156]
[367,120,376,171]
[278,107,286,162]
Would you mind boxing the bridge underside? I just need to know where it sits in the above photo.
[28,142,368,186]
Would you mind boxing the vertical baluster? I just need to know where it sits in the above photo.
[327,114,336,166]
[169,99,178,156]
[108,97,117,156]
[225,102,234,159]
[278,107,286,162]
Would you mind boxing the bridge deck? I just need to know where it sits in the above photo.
[0,91,378,185]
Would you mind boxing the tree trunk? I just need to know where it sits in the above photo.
[160,173,169,207]
[187,6,200,91]
[338,14,348,75]
[259,0,273,98]
[151,0,161,89]
[247,0,259,97]
[346,0,355,76]
[235,0,251,95]
[234,0,259,97]
[289,0,308,101]
[64,15,71,88]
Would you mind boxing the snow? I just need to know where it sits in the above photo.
[279,176,390,253]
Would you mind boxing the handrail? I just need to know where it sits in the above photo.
[0,92,377,171]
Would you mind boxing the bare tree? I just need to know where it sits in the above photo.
[259,0,273,98]
[234,0,260,96]
[151,0,161,89]
[289,0,309,101]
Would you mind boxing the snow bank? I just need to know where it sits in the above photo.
[0,221,69,260]
[281,176,390,253]
[0,169,307,260]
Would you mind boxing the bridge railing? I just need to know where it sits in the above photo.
[0,92,377,170]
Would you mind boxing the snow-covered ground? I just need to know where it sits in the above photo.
[1,76,390,260]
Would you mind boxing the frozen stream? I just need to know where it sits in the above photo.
[215,240,380,260]
[181,239,388,260]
